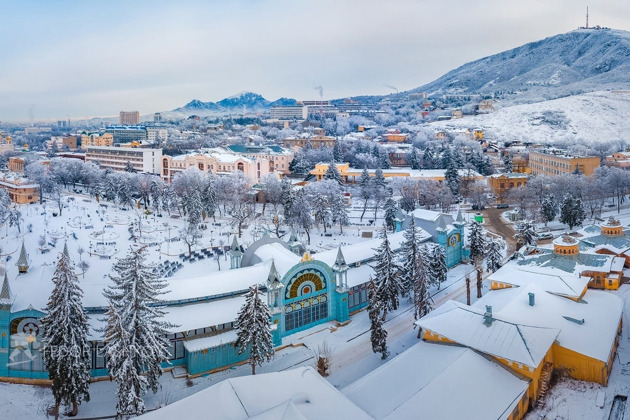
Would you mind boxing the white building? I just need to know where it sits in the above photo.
[85,146,162,174]
[270,105,307,120]
[146,127,168,145]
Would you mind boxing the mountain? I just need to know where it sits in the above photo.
[408,29,630,103]
[173,92,297,114]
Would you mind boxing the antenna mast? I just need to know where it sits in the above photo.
[586,6,589,29]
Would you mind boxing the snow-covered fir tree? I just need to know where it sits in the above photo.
[503,153,513,173]
[515,220,537,247]
[541,195,557,226]
[444,161,461,197]
[102,246,173,417]
[330,192,349,233]
[371,168,388,221]
[324,162,344,185]
[311,193,332,233]
[413,246,432,323]
[373,226,402,320]
[103,304,146,418]
[407,147,421,170]
[367,277,389,359]
[560,194,586,230]
[40,247,91,417]
[399,217,420,298]
[429,244,448,290]
[281,176,294,216]
[468,221,486,262]
[333,139,343,162]
[235,284,274,375]
[384,196,398,232]
[486,240,503,273]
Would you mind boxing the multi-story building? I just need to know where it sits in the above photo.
[225,144,294,174]
[161,148,270,183]
[119,111,140,125]
[105,125,147,143]
[80,132,114,149]
[0,174,38,204]
[270,106,307,120]
[283,130,336,149]
[46,136,77,151]
[487,173,529,203]
[529,150,600,176]
[382,129,409,143]
[146,127,168,145]
[306,105,338,119]
[605,151,630,170]
[85,146,162,173]
[0,133,13,153]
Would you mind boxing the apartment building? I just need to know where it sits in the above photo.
[105,125,148,143]
[119,111,140,125]
[529,150,600,176]
[85,146,162,173]
[47,135,77,151]
[270,106,307,120]
[80,132,114,149]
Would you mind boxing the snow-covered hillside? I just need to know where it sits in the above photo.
[431,90,630,144]
[408,29,630,103]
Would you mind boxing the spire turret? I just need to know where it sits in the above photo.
[17,241,29,273]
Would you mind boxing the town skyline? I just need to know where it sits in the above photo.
[3,0,630,121]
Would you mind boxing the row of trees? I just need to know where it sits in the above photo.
[40,243,275,418]
[368,221,448,358]
[506,167,630,228]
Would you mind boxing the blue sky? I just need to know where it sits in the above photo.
[1,0,629,121]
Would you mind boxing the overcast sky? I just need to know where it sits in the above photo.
[2,0,629,122]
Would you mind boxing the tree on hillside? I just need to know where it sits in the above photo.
[41,248,91,417]
[102,246,173,418]
[235,284,274,375]
[373,226,402,321]
[287,190,313,244]
[367,277,389,359]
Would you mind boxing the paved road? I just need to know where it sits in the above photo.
[481,208,516,253]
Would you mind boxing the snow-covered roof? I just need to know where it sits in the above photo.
[517,247,617,275]
[317,231,419,267]
[250,243,301,277]
[415,301,559,368]
[141,367,372,420]
[487,264,590,299]
[476,283,624,363]
[343,341,529,420]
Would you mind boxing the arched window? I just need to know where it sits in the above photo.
[237,162,244,172]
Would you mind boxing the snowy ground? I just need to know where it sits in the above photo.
[1,191,628,419]
[431,90,630,144]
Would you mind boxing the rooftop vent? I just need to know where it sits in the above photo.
[528,292,535,306]
[483,305,493,327]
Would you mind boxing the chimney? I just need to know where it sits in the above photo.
[483,305,493,327]
[528,292,535,306]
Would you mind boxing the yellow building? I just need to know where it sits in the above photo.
[605,151,630,170]
[283,134,335,149]
[473,128,483,140]
[0,174,39,204]
[310,163,484,184]
[529,150,600,176]
[382,129,409,142]
[487,173,529,203]
[81,132,114,149]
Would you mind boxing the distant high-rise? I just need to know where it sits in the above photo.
[119,111,140,125]
[154,112,162,123]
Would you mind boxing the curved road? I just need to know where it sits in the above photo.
[481,208,516,253]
